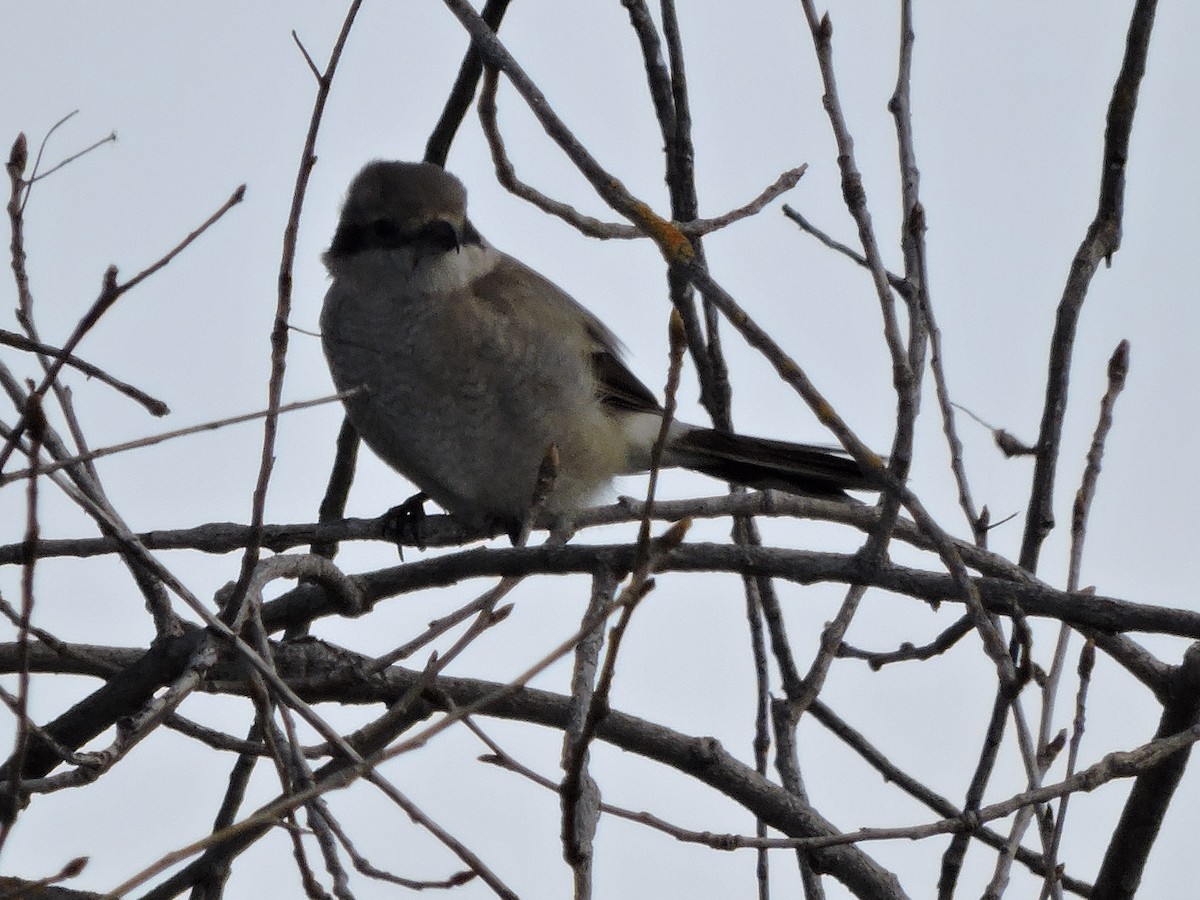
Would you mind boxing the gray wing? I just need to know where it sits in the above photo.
[473,251,663,416]
[584,321,663,414]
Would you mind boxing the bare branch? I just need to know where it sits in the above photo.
[0,390,355,487]
[1019,0,1157,572]
[290,30,321,82]
[478,68,806,242]
[230,0,362,613]
[0,329,168,416]
[28,130,117,187]
[0,392,43,853]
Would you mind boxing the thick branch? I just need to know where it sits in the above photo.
[1091,642,1200,899]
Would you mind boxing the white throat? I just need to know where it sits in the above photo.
[409,239,500,294]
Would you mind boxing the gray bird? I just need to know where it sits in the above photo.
[321,160,873,541]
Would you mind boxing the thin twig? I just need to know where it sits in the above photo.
[837,615,974,669]
[0,390,353,486]
[559,572,613,896]
[230,0,362,611]
[770,698,826,898]
[0,329,168,415]
[657,0,737,430]
[425,0,513,166]
[781,204,908,294]
[888,0,984,543]
[797,1,913,437]
[1034,342,1129,893]
[791,584,868,718]
[320,801,476,891]
[291,30,321,81]
[1069,341,1129,592]
[0,393,42,853]
[28,131,117,187]
[1041,640,1096,900]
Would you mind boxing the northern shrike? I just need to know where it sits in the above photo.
[321,160,873,540]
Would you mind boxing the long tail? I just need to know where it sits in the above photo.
[667,428,876,498]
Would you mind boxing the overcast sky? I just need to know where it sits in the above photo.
[3,3,1198,898]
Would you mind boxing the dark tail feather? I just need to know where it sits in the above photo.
[669,428,876,498]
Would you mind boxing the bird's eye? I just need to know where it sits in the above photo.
[417,220,461,253]
[371,219,399,240]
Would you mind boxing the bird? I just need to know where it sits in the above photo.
[320,160,874,542]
